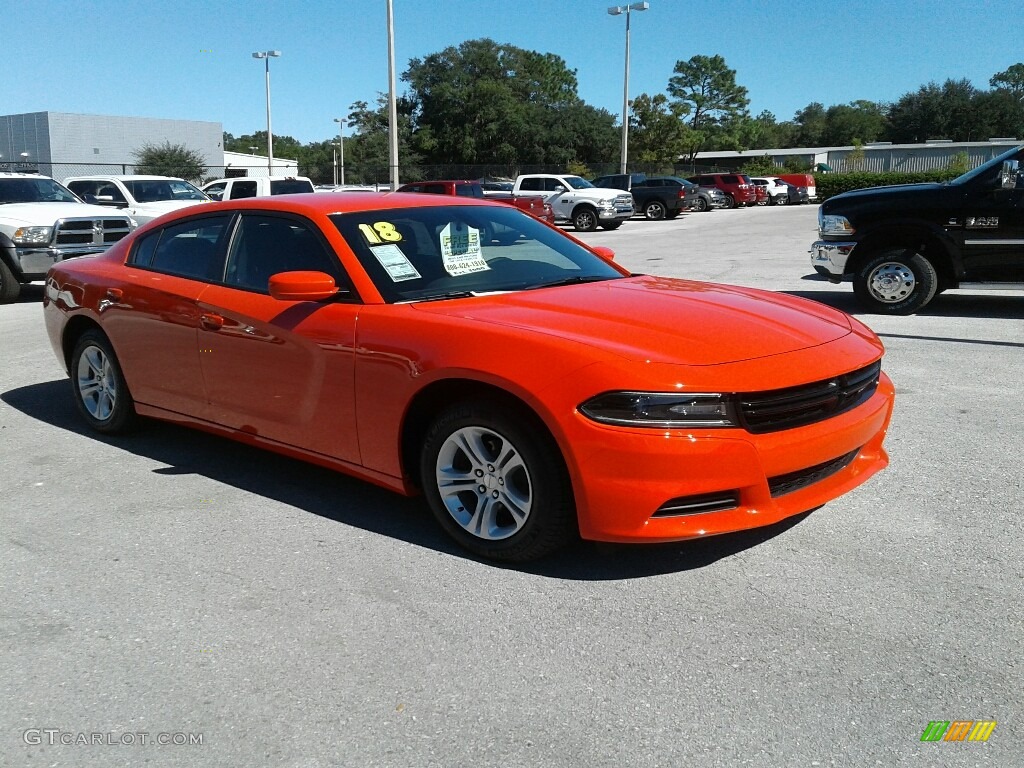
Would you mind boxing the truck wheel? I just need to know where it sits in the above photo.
[853,249,939,315]
[0,259,22,304]
[643,201,666,220]
[419,399,576,562]
[572,207,598,232]
[600,222,622,230]
[695,197,709,213]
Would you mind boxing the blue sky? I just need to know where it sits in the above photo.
[3,0,1018,146]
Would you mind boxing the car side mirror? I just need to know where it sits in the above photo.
[268,271,342,301]
[553,185,566,193]
[1000,159,1020,190]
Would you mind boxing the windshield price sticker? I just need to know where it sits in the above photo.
[370,244,421,282]
[439,223,489,276]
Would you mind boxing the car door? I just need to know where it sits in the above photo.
[114,213,233,416]
[195,211,361,464]
[959,150,1024,280]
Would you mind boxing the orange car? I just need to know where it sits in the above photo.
[43,192,895,562]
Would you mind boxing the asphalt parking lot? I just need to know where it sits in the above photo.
[2,203,1021,767]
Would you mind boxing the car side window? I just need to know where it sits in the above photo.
[518,178,542,192]
[544,179,565,192]
[204,182,226,201]
[223,213,347,294]
[229,181,258,199]
[138,215,231,282]
[424,184,447,195]
[67,180,99,198]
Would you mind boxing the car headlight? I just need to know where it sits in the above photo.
[597,200,615,210]
[579,391,738,428]
[819,214,854,236]
[13,226,54,245]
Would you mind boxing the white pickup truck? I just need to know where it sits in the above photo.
[512,174,634,231]
[201,176,315,201]
[0,173,135,303]
[64,175,210,224]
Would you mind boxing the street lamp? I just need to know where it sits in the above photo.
[333,118,346,186]
[608,2,648,175]
[252,50,281,173]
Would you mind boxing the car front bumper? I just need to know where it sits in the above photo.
[810,240,857,282]
[563,373,894,543]
[14,245,107,280]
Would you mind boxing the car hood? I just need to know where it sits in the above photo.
[0,202,124,224]
[413,275,852,365]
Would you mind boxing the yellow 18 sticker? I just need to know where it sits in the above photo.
[358,221,402,244]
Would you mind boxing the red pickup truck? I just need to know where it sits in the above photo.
[395,180,556,224]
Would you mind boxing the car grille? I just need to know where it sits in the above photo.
[768,448,860,497]
[55,217,134,248]
[738,361,882,434]
[613,193,633,211]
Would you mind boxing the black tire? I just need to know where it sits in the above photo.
[0,259,21,304]
[643,200,666,221]
[695,197,709,212]
[70,329,137,434]
[600,221,622,230]
[419,400,575,562]
[852,248,939,315]
[725,194,737,209]
[572,207,599,232]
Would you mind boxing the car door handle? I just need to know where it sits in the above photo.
[200,313,224,330]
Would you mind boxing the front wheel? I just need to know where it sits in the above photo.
[695,197,709,212]
[725,194,737,209]
[0,259,21,303]
[643,200,666,220]
[572,207,598,232]
[853,249,939,315]
[420,401,575,562]
[70,329,137,433]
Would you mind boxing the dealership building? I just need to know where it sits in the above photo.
[0,111,295,182]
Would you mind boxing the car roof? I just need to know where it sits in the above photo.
[133,191,503,229]
[64,175,187,182]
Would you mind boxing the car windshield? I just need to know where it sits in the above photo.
[564,176,595,190]
[331,204,624,303]
[124,179,207,202]
[0,177,80,204]
[948,145,1024,186]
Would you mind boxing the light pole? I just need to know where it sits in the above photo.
[252,50,281,173]
[333,118,346,186]
[608,2,648,175]
[386,0,399,189]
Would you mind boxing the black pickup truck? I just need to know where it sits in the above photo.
[811,144,1024,314]
[591,173,699,220]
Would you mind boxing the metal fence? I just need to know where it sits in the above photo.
[4,159,730,186]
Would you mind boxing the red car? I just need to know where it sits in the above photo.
[687,173,757,208]
[43,192,894,561]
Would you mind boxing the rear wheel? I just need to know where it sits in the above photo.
[70,330,137,433]
[0,260,21,303]
[695,197,709,212]
[853,248,939,315]
[725,194,737,209]
[643,200,666,220]
[572,207,598,232]
[420,400,575,562]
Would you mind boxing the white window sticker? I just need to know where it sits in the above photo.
[439,223,489,276]
[370,243,421,282]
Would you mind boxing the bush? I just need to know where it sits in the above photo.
[815,169,960,201]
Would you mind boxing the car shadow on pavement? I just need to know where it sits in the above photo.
[3,378,811,579]
[786,283,1024,321]
[12,284,45,303]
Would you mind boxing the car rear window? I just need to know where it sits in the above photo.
[269,179,315,195]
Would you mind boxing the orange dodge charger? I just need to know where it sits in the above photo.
[43,192,894,561]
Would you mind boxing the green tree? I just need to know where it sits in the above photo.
[666,54,750,160]
[793,102,827,146]
[739,154,781,175]
[133,141,206,181]
[628,92,694,164]
[846,138,866,170]
[990,63,1024,100]
[344,94,423,183]
[821,101,888,146]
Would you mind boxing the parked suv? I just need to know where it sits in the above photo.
[201,176,315,200]
[751,177,791,206]
[687,173,756,208]
[65,175,210,224]
[591,174,699,220]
